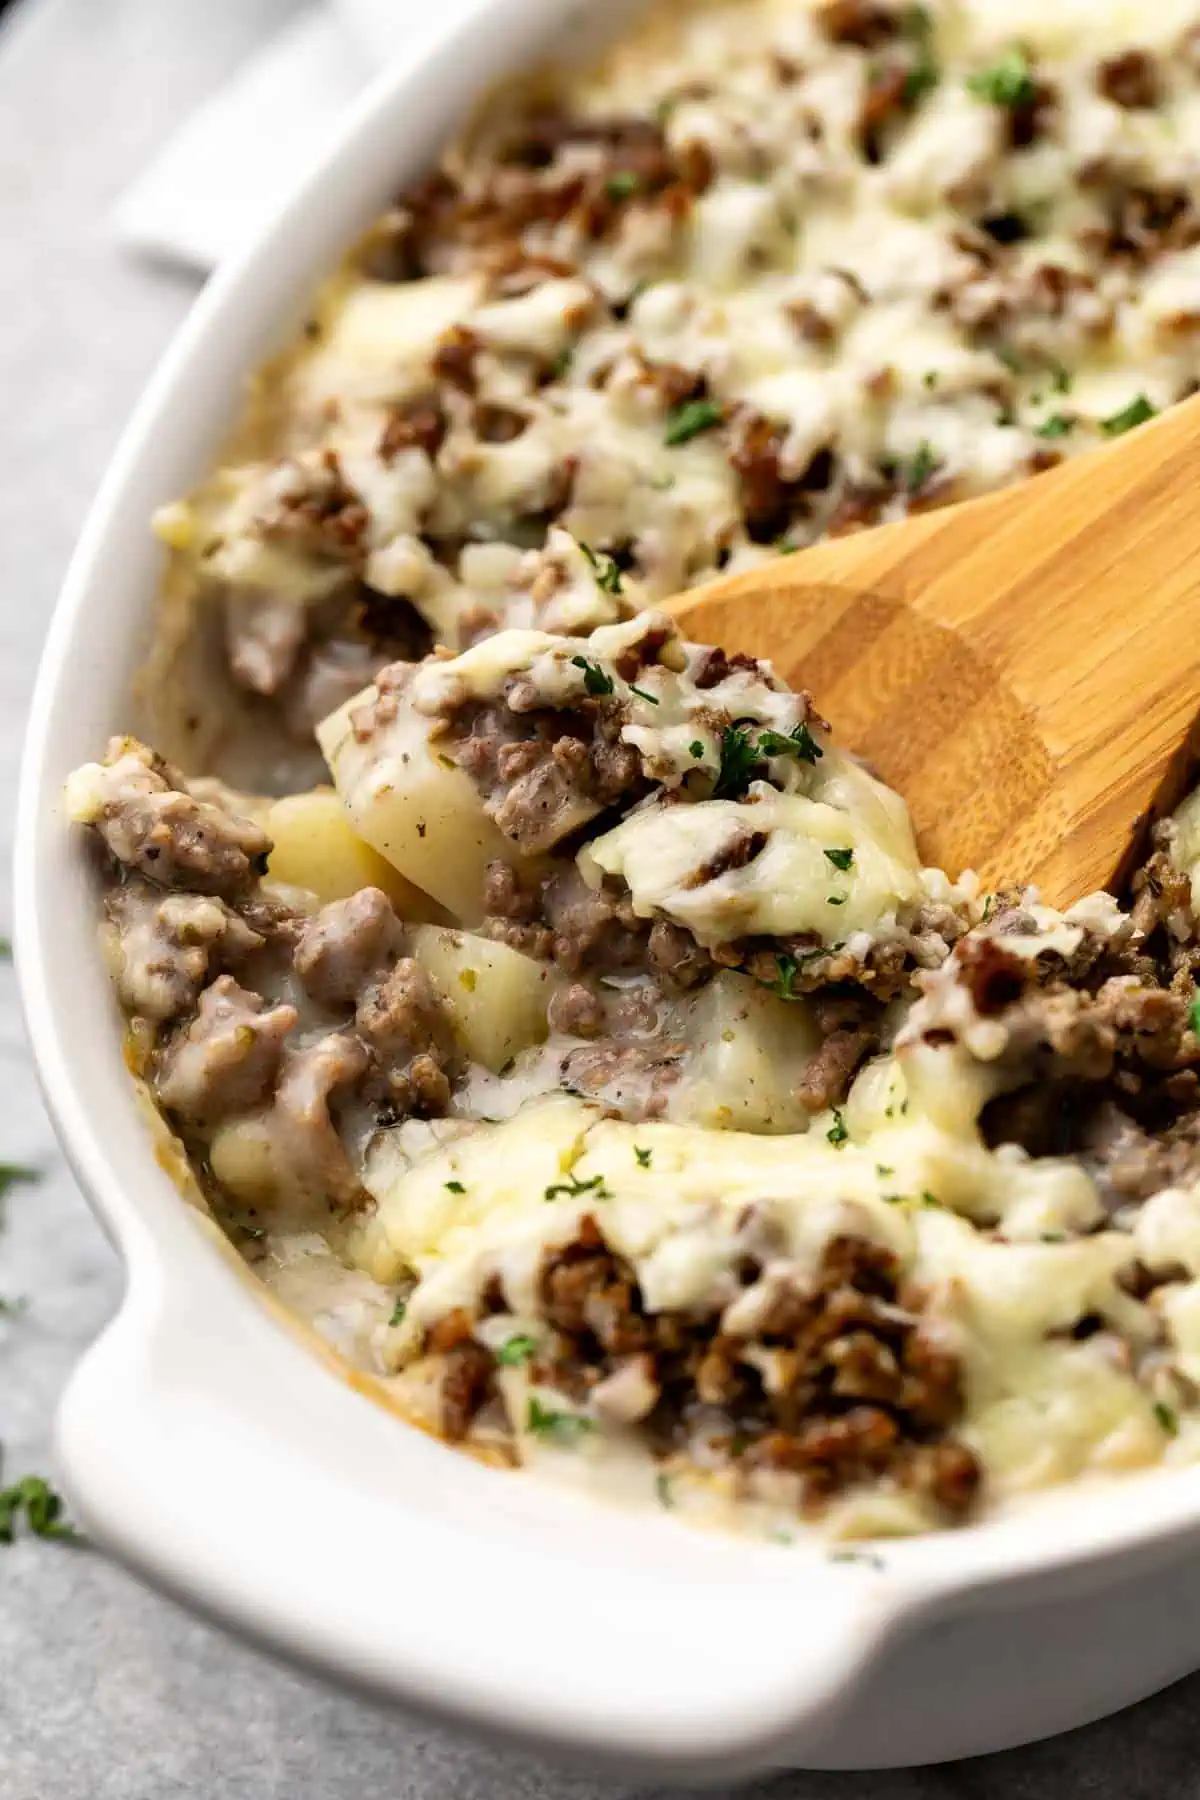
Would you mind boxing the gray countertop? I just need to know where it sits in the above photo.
[2,2,1199,1794]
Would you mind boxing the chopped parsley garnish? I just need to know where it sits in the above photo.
[876,1164,894,1177]
[629,685,659,705]
[1101,394,1157,437]
[1040,1232,1066,1244]
[526,1396,594,1445]
[0,1475,82,1546]
[1050,360,1073,395]
[714,716,827,797]
[664,397,723,447]
[0,1165,40,1211]
[967,48,1035,108]
[570,653,616,697]
[920,1190,942,1209]
[497,1334,538,1367]
[634,1146,653,1169]
[445,1179,465,1194]
[829,1548,885,1569]
[1036,413,1073,440]
[655,1471,675,1508]
[550,347,573,379]
[772,950,822,1001]
[544,1171,611,1202]
[901,4,940,103]
[827,895,847,906]
[689,740,705,759]
[576,542,624,597]
[1190,994,1200,1039]
[1154,1401,1179,1437]
[923,370,939,391]
[757,721,824,766]
[714,722,760,798]
[827,1109,849,1148]
[903,441,938,493]
[388,1299,407,1327]
[824,847,854,871]
[774,953,801,1002]
[604,171,641,201]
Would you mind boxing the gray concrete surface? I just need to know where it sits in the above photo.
[2,2,1199,1793]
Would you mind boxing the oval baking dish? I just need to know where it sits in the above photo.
[17,0,1200,1776]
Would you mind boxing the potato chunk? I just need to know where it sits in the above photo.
[264,786,440,918]
[317,689,512,923]
[410,926,553,1072]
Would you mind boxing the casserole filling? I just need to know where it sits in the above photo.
[67,0,1200,1540]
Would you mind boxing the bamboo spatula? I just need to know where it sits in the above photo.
[665,391,1200,909]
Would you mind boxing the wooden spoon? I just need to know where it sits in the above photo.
[665,391,1200,909]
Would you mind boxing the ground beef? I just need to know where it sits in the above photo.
[104,883,264,1024]
[795,1025,880,1113]
[428,1308,498,1441]
[816,0,901,48]
[225,589,308,698]
[491,1224,981,1521]
[261,451,369,564]
[378,396,447,464]
[270,1033,371,1208]
[354,957,458,1110]
[443,694,648,856]
[154,977,297,1126]
[77,740,271,898]
[729,412,833,542]
[1096,51,1162,109]
[560,1040,683,1120]
[294,888,405,1008]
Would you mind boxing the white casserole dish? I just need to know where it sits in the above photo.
[17,0,1200,1775]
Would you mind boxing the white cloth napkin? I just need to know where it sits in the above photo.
[114,0,471,273]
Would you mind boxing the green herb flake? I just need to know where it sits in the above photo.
[550,346,573,380]
[827,895,847,906]
[576,542,624,598]
[0,1165,41,1206]
[1050,361,1073,395]
[634,1146,653,1169]
[604,171,641,201]
[0,1476,83,1547]
[827,1109,849,1148]
[1040,1232,1066,1244]
[1154,1401,1179,1437]
[1190,995,1200,1040]
[774,953,800,1002]
[497,1334,539,1367]
[920,1190,942,1209]
[388,1299,408,1327]
[655,1471,675,1508]
[544,1171,612,1203]
[570,653,616,697]
[445,1179,466,1194]
[629,684,659,705]
[689,740,705,760]
[923,370,940,391]
[1100,394,1157,437]
[1036,413,1073,440]
[664,397,723,448]
[527,1396,594,1445]
[966,47,1035,108]
[824,847,854,871]
[758,720,824,766]
[876,1164,894,1178]
[830,1548,885,1569]
[903,441,938,493]
[714,723,759,798]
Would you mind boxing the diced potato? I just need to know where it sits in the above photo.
[209,1113,281,1205]
[670,970,822,1134]
[317,688,513,923]
[264,786,443,919]
[410,925,553,1072]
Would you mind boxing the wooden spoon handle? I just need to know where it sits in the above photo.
[668,394,1200,904]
